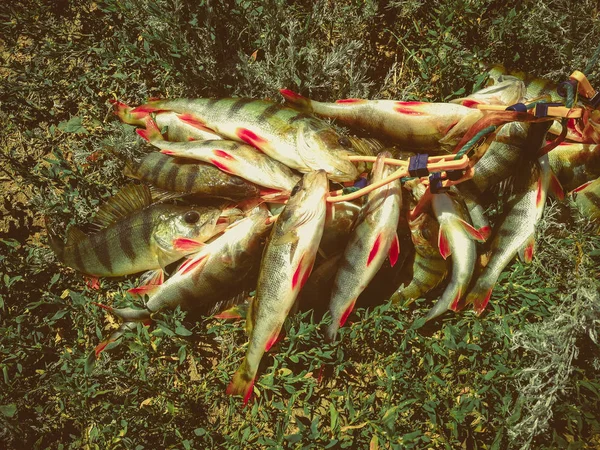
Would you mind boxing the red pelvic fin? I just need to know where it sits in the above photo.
[519,235,535,264]
[210,158,233,174]
[94,341,109,358]
[213,149,236,160]
[300,260,315,290]
[279,89,305,102]
[172,238,205,252]
[459,99,481,108]
[458,218,485,242]
[92,302,113,312]
[176,113,213,132]
[291,255,305,290]
[127,284,159,296]
[160,149,176,155]
[536,177,544,208]
[178,254,209,276]
[339,300,357,327]
[265,329,281,352]
[236,127,268,149]
[572,180,594,194]
[130,104,165,114]
[438,227,451,260]
[367,233,383,267]
[478,225,492,242]
[389,233,400,267]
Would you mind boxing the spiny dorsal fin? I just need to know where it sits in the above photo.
[91,184,153,230]
[66,225,87,246]
[148,185,187,203]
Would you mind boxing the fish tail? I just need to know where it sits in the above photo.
[94,302,152,321]
[463,276,496,315]
[425,283,463,322]
[279,89,313,113]
[226,363,256,405]
[109,99,148,126]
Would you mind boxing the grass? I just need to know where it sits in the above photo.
[1,0,600,448]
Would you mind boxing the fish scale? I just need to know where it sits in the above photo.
[131,98,359,181]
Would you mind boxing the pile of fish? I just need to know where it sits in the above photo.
[46,65,600,404]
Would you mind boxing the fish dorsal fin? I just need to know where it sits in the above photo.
[66,225,86,246]
[148,185,187,203]
[91,184,153,230]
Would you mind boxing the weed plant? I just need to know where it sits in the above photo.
[1,0,599,448]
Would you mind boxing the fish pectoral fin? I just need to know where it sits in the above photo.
[66,225,87,246]
[127,284,160,297]
[177,113,214,132]
[172,238,206,253]
[439,109,483,145]
[245,297,255,336]
[138,268,165,287]
[458,218,485,242]
[272,229,299,246]
[518,234,536,264]
[177,253,210,276]
[389,232,400,267]
[438,226,452,260]
[214,303,248,320]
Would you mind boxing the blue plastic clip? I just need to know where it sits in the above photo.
[429,172,448,194]
[505,103,527,112]
[408,153,429,177]
[534,102,563,118]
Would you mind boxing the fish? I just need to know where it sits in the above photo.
[573,177,600,229]
[486,65,561,102]
[451,77,526,107]
[464,157,551,314]
[280,89,484,153]
[547,143,600,193]
[108,205,272,317]
[320,201,362,256]
[123,152,261,200]
[390,213,448,305]
[227,170,329,404]
[46,184,227,278]
[130,98,359,181]
[111,100,223,141]
[426,189,484,321]
[326,151,402,342]
[147,137,300,193]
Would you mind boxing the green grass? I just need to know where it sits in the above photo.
[1,1,600,448]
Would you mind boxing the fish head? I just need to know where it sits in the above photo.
[409,213,440,255]
[275,170,329,238]
[296,121,360,182]
[153,206,222,252]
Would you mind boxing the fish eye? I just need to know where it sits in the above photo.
[338,136,352,148]
[184,211,200,224]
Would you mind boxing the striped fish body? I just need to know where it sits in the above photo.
[574,177,600,226]
[487,65,560,102]
[280,90,483,153]
[151,139,300,192]
[451,77,526,107]
[227,170,329,403]
[326,152,401,341]
[124,152,260,200]
[470,121,530,192]
[112,101,223,141]
[426,191,481,321]
[140,207,272,314]
[465,158,551,314]
[391,213,447,304]
[131,98,359,182]
[54,205,222,277]
[548,143,600,192]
